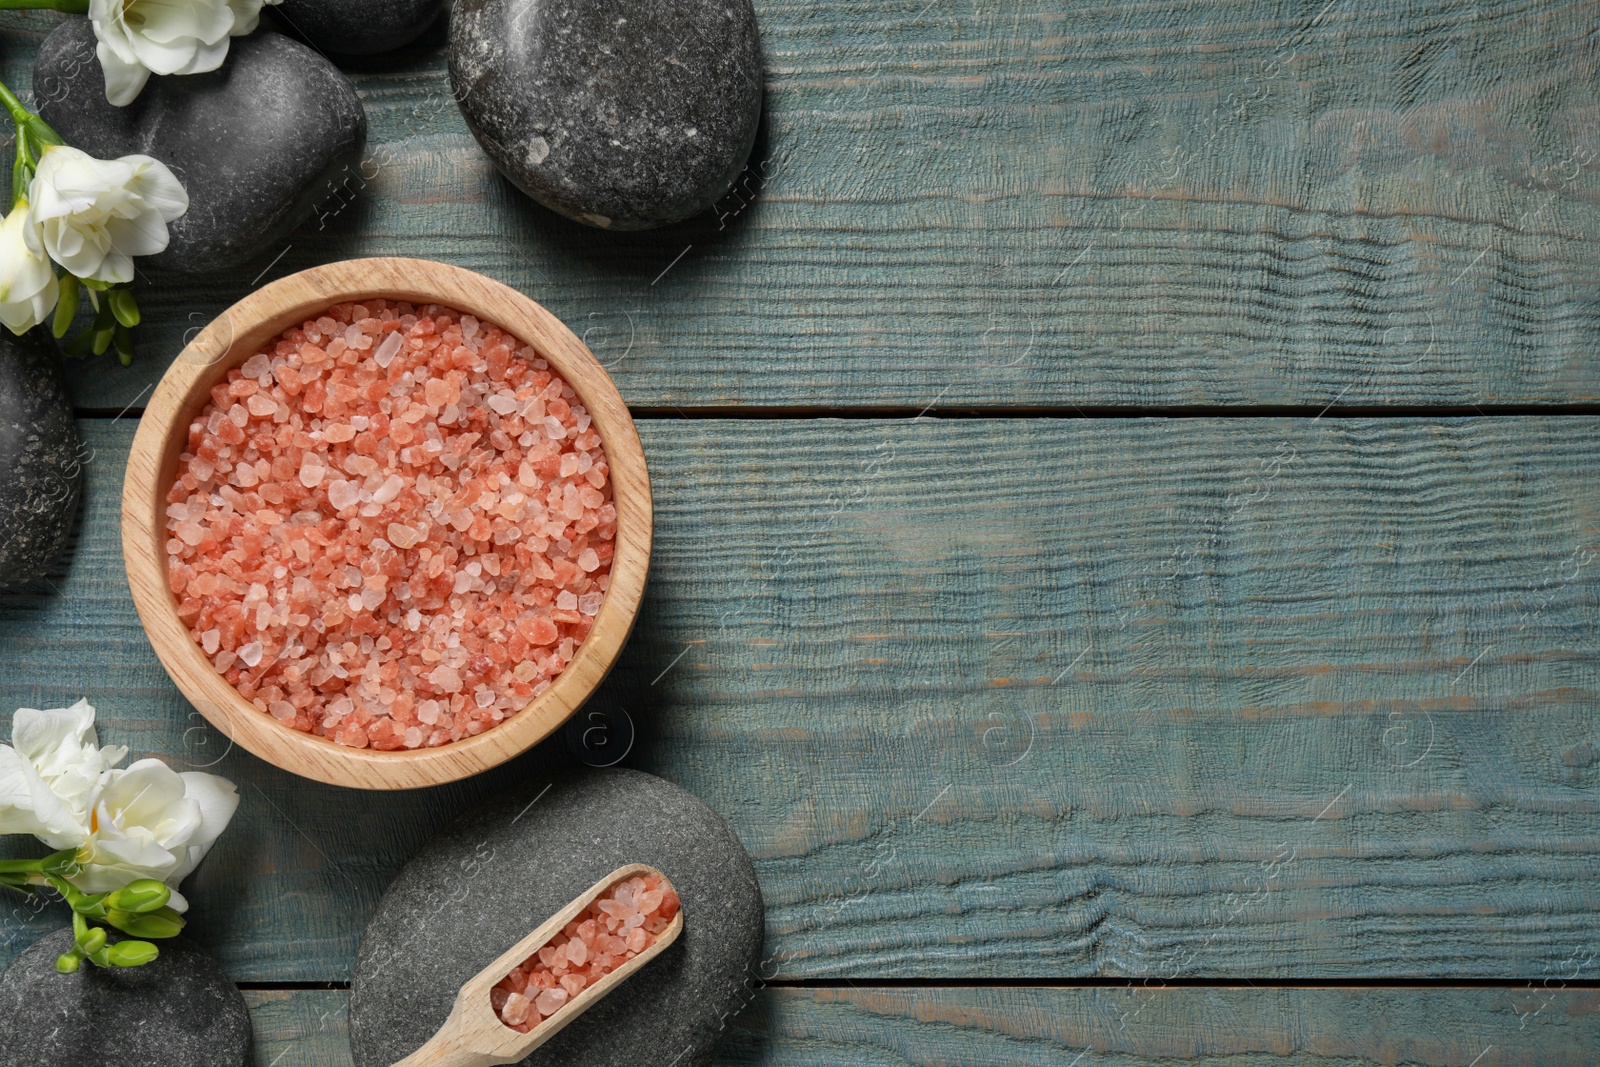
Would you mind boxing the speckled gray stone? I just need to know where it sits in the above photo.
[449,0,762,230]
[350,769,764,1067]
[275,0,446,55]
[0,330,81,591]
[0,930,251,1067]
[34,22,367,274]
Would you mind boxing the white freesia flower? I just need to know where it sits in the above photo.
[28,145,189,285]
[0,200,59,335]
[0,700,127,850]
[90,0,284,106]
[69,758,239,913]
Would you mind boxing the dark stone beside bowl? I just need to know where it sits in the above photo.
[274,0,447,55]
[0,330,81,591]
[350,768,765,1067]
[34,22,368,275]
[0,930,251,1067]
[449,0,763,230]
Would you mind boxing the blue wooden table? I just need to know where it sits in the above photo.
[4,2,1600,1063]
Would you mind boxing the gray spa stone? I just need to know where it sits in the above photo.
[449,0,763,230]
[0,930,251,1067]
[275,0,446,56]
[350,769,765,1067]
[34,21,368,274]
[0,330,81,591]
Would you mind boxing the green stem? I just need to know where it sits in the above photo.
[11,125,28,206]
[0,0,91,12]
[0,76,63,153]
[0,78,27,126]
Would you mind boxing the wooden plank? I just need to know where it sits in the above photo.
[2,417,1598,981]
[248,987,1600,1066]
[7,1,1600,411]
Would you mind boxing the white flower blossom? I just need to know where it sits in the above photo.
[0,200,59,335]
[90,0,284,106]
[28,144,188,285]
[69,758,239,913]
[0,700,127,850]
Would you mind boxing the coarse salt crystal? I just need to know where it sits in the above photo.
[428,664,463,693]
[327,479,360,510]
[238,642,264,668]
[374,331,402,367]
[372,474,404,504]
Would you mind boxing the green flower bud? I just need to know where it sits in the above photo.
[70,892,109,918]
[106,906,184,940]
[54,951,81,974]
[106,941,159,968]
[108,287,140,329]
[52,275,80,338]
[107,880,170,914]
[75,926,106,956]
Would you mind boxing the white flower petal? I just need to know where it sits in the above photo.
[90,0,270,104]
[12,700,96,770]
[95,39,152,106]
[29,145,187,279]
[103,210,173,260]
[96,759,188,825]
[140,0,236,46]
[172,34,230,75]
[0,204,59,335]
[124,156,190,222]
[0,746,88,849]
[164,772,240,884]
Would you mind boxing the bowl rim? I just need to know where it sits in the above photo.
[122,257,653,790]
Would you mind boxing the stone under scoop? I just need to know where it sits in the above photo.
[350,769,765,1067]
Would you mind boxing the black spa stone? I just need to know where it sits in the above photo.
[0,930,251,1067]
[34,21,368,274]
[350,768,765,1067]
[275,0,446,56]
[0,330,81,591]
[449,0,763,230]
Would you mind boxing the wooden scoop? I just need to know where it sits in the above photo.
[391,863,684,1067]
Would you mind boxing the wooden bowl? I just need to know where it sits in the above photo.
[123,258,652,790]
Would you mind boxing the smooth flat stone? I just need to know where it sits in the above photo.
[0,330,81,591]
[34,22,367,274]
[274,0,446,55]
[450,0,763,230]
[0,930,251,1067]
[350,768,765,1067]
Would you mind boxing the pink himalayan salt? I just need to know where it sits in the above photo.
[491,874,680,1034]
[163,300,616,750]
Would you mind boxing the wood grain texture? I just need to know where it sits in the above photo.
[249,987,1600,1066]
[122,258,653,789]
[3,418,1596,982]
[6,1,1600,411]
